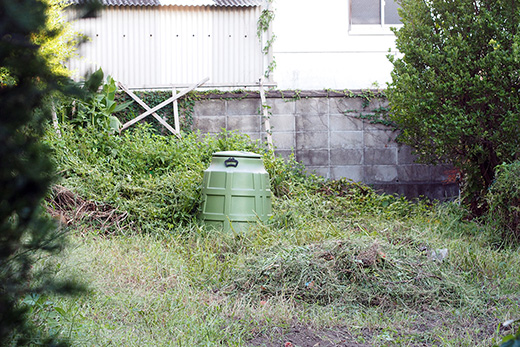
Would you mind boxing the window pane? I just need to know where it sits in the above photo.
[351,0,381,25]
[384,0,401,24]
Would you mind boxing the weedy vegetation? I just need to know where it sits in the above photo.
[27,115,520,345]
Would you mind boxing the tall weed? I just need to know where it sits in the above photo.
[486,161,520,245]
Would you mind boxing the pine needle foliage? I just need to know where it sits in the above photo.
[0,0,98,344]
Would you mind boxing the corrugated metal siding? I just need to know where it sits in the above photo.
[212,6,261,84]
[68,5,263,88]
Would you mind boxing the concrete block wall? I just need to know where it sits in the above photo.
[192,91,458,200]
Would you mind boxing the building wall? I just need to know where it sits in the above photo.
[68,5,263,88]
[67,1,401,90]
[271,0,400,90]
[191,92,458,200]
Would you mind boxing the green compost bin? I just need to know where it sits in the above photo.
[199,151,272,232]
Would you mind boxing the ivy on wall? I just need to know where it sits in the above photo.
[116,91,199,134]
[115,88,395,134]
[349,89,395,128]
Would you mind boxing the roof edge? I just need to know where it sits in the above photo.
[68,0,262,7]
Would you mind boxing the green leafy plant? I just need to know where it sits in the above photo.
[485,161,520,244]
[21,293,85,344]
[63,68,133,133]
[387,0,520,216]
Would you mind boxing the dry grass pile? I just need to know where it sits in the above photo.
[45,185,129,234]
[229,239,464,309]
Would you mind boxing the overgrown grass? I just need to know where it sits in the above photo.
[31,125,520,346]
[45,124,268,233]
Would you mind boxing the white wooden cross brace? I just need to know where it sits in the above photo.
[119,77,209,135]
[118,82,180,138]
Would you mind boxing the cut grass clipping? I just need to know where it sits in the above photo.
[228,239,464,308]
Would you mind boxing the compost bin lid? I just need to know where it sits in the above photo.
[212,151,262,159]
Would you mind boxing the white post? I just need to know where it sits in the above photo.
[173,87,180,135]
[259,77,273,151]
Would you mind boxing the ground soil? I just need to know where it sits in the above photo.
[246,324,373,347]
[245,313,505,347]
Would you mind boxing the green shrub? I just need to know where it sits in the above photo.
[55,69,134,133]
[485,161,520,244]
[387,0,520,216]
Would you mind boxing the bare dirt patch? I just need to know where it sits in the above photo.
[247,324,371,347]
[245,309,506,347]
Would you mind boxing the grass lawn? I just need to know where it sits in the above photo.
[36,197,520,346]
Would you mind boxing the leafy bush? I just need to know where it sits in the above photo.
[387,0,520,216]
[485,161,520,244]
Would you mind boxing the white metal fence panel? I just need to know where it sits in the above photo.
[212,6,262,85]
[68,5,263,88]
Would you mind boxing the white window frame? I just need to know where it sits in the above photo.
[349,0,403,36]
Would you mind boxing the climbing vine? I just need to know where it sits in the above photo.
[354,89,396,128]
[279,89,302,102]
[323,88,396,128]
[114,88,396,134]
[257,0,276,78]
[354,106,395,128]
[256,5,274,38]
[116,90,200,134]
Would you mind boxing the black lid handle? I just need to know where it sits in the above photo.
[224,157,239,168]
